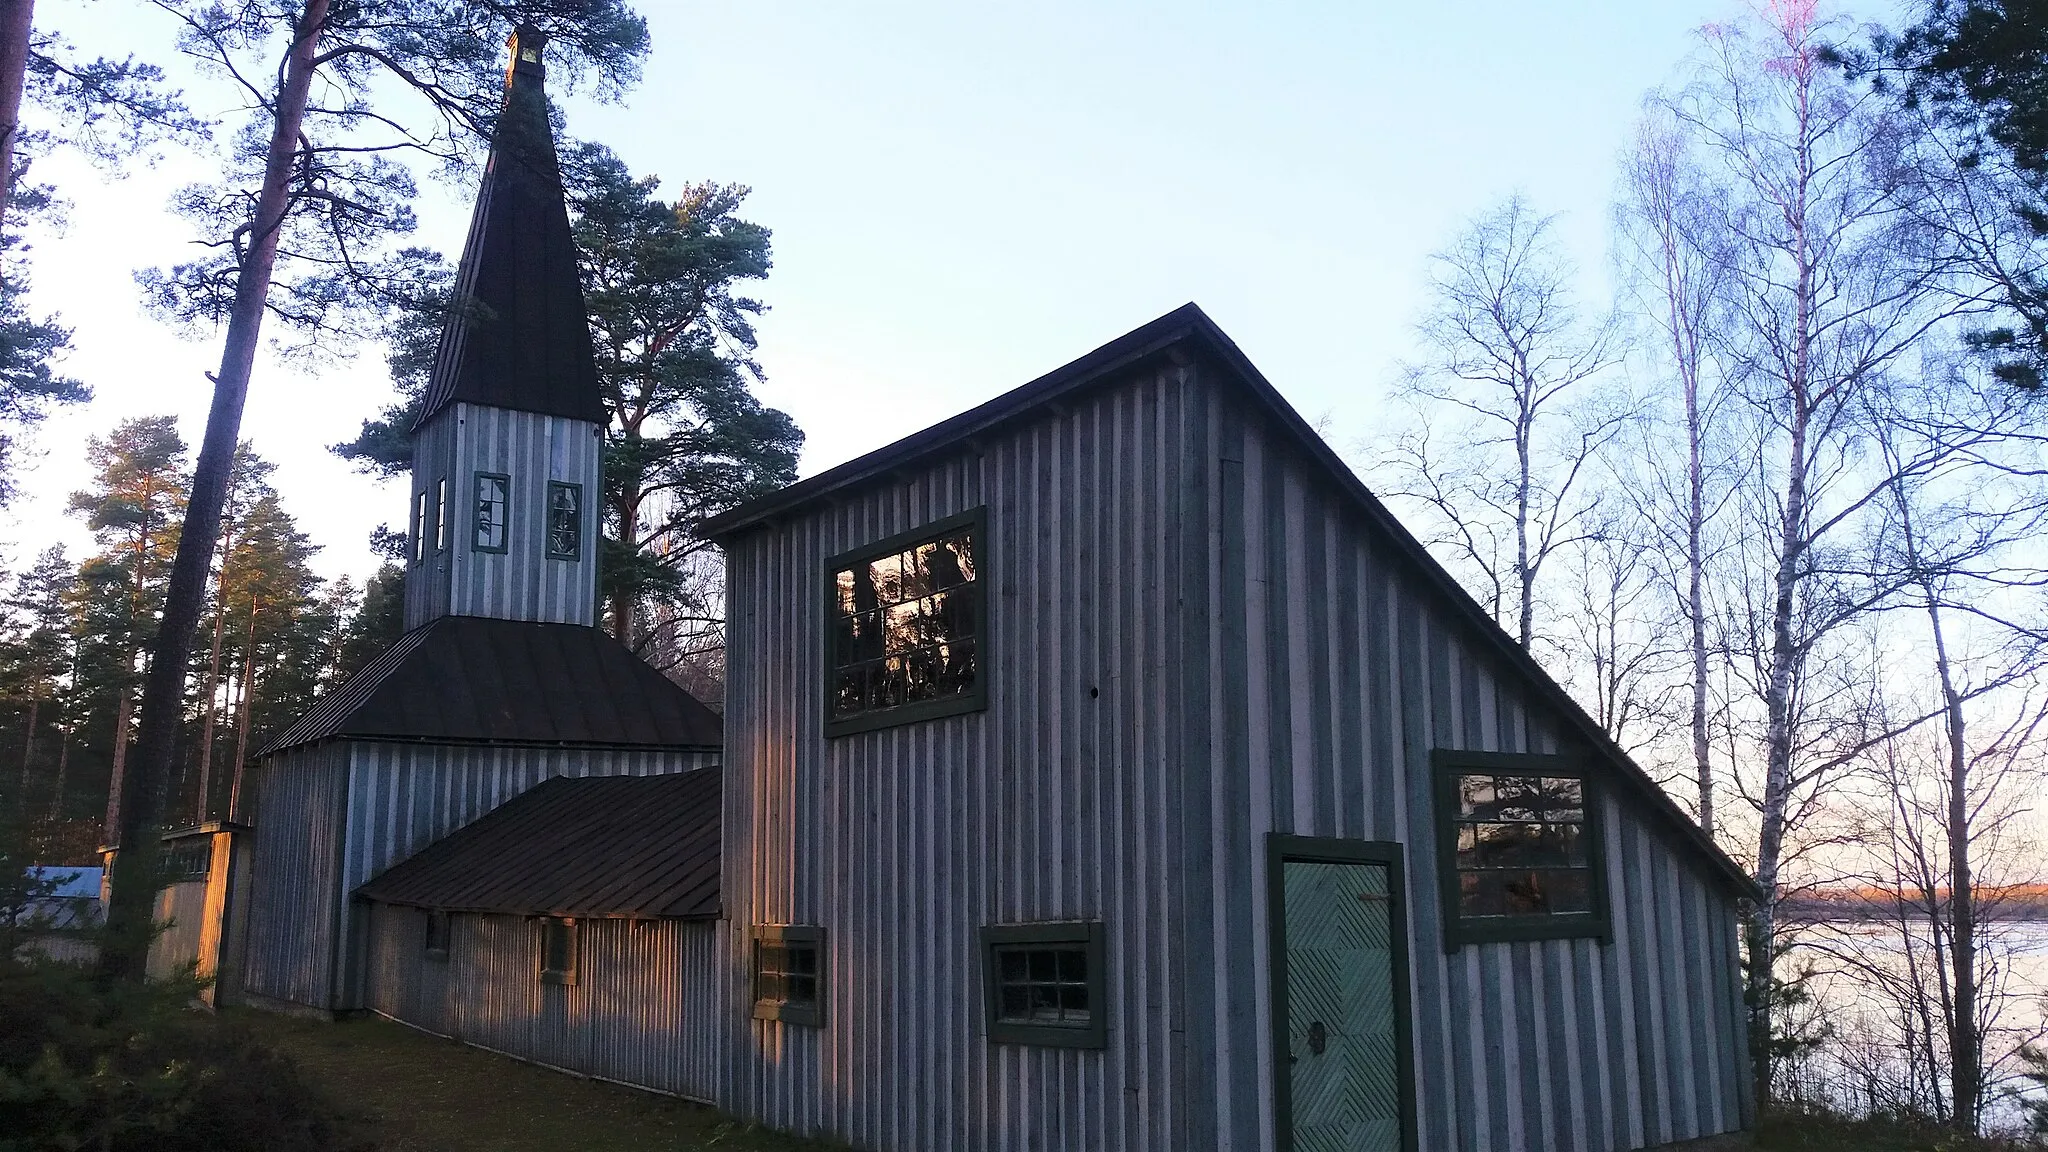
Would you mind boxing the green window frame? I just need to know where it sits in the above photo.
[545,481,583,560]
[979,921,1106,1049]
[1432,750,1610,950]
[823,507,988,737]
[539,917,578,985]
[472,471,510,554]
[752,924,824,1026]
[424,909,450,962]
[413,489,429,562]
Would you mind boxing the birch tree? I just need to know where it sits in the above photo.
[1659,1,1972,1099]
[1371,194,1625,651]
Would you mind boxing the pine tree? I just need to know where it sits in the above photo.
[65,416,186,835]
[0,545,70,813]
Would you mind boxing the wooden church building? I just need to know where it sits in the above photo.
[235,27,1756,1152]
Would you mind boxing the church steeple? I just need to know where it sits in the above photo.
[402,27,604,632]
[416,25,605,428]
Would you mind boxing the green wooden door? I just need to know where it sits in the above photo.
[1280,858,1403,1152]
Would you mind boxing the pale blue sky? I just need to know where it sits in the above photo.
[2,1,1873,584]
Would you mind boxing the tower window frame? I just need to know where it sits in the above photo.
[472,471,511,554]
[413,489,429,562]
[435,477,448,552]
[545,481,583,561]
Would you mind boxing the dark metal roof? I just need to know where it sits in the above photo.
[356,771,721,919]
[415,28,606,429]
[701,303,1759,899]
[259,615,722,757]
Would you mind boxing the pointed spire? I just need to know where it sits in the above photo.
[416,25,605,429]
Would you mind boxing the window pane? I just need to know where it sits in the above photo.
[790,944,817,975]
[870,553,903,604]
[1490,776,1544,822]
[1029,950,1057,981]
[1540,869,1593,913]
[1056,948,1086,983]
[999,949,1027,981]
[1000,986,1031,1018]
[1457,775,1494,818]
[787,973,816,1005]
[836,568,857,615]
[474,475,508,550]
[1540,776,1584,816]
[1058,985,1090,1018]
[1030,984,1060,1019]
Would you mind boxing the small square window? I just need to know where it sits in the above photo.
[539,917,578,985]
[424,909,450,961]
[1433,751,1609,949]
[981,921,1106,1048]
[752,925,824,1026]
[473,472,510,553]
[546,481,583,560]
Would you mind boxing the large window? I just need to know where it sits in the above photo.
[979,921,1105,1049]
[752,925,824,1026]
[1433,750,1608,948]
[546,481,583,560]
[539,917,578,985]
[472,472,509,553]
[825,509,985,736]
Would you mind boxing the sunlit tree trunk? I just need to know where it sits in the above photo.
[102,0,328,982]
[0,0,34,232]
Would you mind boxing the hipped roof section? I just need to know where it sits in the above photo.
[702,303,1758,898]
[258,615,722,757]
[356,771,722,920]
[415,27,606,429]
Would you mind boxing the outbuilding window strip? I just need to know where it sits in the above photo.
[423,909,450,960]
[752,924,823,1026]
[1431,749,1612,950]
[539,917,578,985]
[824,507,988,736]
[979,921,1106,1049]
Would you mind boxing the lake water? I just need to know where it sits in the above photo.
[1782,919,2048,1132]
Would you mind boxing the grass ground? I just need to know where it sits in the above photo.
[1752,1107,2038,1151]
[234,1010,837,1152]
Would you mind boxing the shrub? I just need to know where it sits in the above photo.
[1,827,361,1152]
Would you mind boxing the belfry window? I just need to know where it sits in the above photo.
[414,490,429,561]
[546,482,582,560]
[435,478,448,551]
[473,472,510,553]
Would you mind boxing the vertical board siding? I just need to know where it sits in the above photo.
[364,905,725,1102]
[722,366,1190,1151]
[722,361,1745,1151]
[404,404,602,630]
[145,880,209,979]
[1195,403,1746,1152]
[242,743,348,1009]
[245,739,715,1012]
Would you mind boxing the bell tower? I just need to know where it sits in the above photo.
[403,26,605,630]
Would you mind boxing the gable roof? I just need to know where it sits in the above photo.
[259,615,722,757]
[415,27,605,429]
[703,303,1757,898]
[355,771,721,920]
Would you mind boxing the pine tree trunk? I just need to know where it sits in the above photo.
[228,603,257,821]
[101,0,329,983]
[103,693,131,837]
[47,720,65,821]
[16,695,35,799]
[0,0,34,233]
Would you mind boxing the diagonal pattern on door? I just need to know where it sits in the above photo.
[1284,860,1400,1152]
